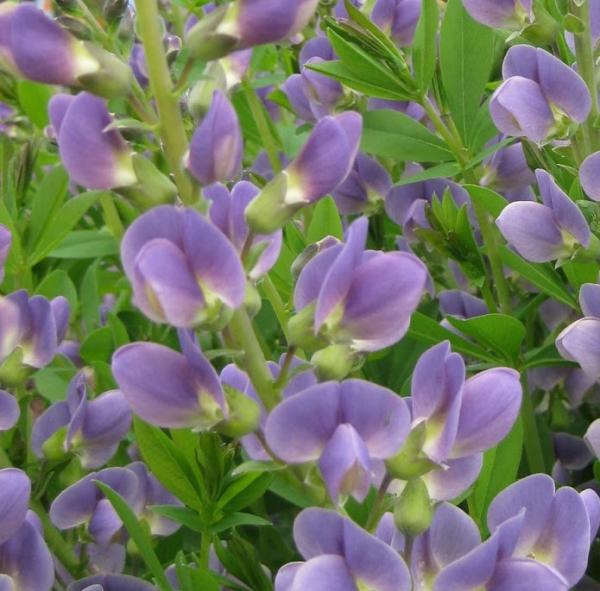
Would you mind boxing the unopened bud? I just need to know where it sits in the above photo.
[386,424,436,480]
[77,43,132,98]
[217,384,261,438]
[287,304,328,352]
[188,61,227,120]
[311,344,356,381]
[393,477,434,538]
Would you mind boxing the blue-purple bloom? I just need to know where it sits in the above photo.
[496,169,591,263]
[120,205,245,328]
[68,574,156,591]
[31,372,132,468]
[293,216,428,352]
[463,0,533,29]
[266,379,410,502]
[112,330,227,430]
[371,0,421,47]
[275,508,410,590]
[580,150,600,202]
[490,45,591,142]
[0,224,11,283]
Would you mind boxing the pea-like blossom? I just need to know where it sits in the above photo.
[49,92,136,191]
[292,216,427,352]
[68,574,156,591]
[0,224,11,283]
[496,169,590,263]
[31,372,132,469]
[463,0,533,29]
[112,330,227,430]
[204,181,282,280]
[245,112,363,233]
[186,90,243,186]
[275,508,411,591]
[265,379,411,502]
[371,0,421,47]
[120,205,245,328]
[490,45,591,142]
[579,150,600,202]
[557,283,600,379]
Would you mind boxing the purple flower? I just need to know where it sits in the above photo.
[293,216,428,352]
[299,36,335,66]
[0,389,18,431]
[0,224,11,283]
[50,467,140,546]
[112,330,227,430]
[396,342,521,500]
[129,44,148,87]
[68,574,156,591]
[481,140,535,200]
[368,97,426,121]
[496,169,590,263]
[221,354,317,461]
[0,468,31,545]
[439,290,488,319]
[331,153,392,215]
[557,283,600,379]
[204,181,282,280]
[0,289,69,369]
[371,0,421,47]
[463,0,533,29]
[120,205,245,328]
[31,372,131,469]
[0,3,99,85]
[490,45,591,142]
[186,90,243,186]
[580,150,600,201]
[245,112,363,233]
[265,379,410,502]
[49,92,136,191]
[385,172,470,240]
[275,508,410,590]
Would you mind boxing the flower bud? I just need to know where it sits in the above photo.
[217,384,261,438]
[187,61,227,119]
[393,477,434,538]
[287,304,328,352]
[385,423,436,480]
[77,42,132,99]
[311,344,356,381]
[40,426,68,462]
[119,153,178,209]
[186,90,242,186]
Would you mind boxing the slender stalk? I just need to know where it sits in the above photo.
[572,0,599,154]
[227,309,280,410]
[242,79,282,173]
[274,346,297,388]
[136,0,195,205]
[32,500,82,578]
[260,275,291,340]
[365,473,392,531]
[520,373,546,474]
[199,532,211,569]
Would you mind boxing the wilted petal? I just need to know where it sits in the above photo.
[556,318,600,380]
[452,368,522,457]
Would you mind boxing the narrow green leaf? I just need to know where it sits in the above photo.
[306,197,343,243]
[150,505,205,532]
[36,270,78,315]
[393,162,461,186]
[361,109,454,162]
[412,0,439,93]
[49,230,118,259]
[17,80,53,128]
[464,185,508,218]
[217,472,273,514]
[211,512,271,534]
[95,482,173,591]
[439,0,495,144]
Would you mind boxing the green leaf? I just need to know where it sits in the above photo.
[30,192,101,265]
[268,473,315,508]
[134,418,205,512]
[232,460,284,476]
[393,163,461,187]
[306,197,343,243]
[80,327,114,365]
[464,184,508,218]
[439,0,496,145]
[217,472,273,514]
[33,364,77,403]
[36,270,78,315]
[446,314,525,362]
[407,312,499,362]
[361,110,454,162]
[80,260,101,332]
[471,417,523,530]
[211,512,271,534]
[150,505,204,533]
[412,0,439,93]
[500,246,578,310]
[17,80,53,128]
[49,230,119,259]
[95,482,172,591]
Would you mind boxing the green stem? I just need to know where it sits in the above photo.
[520,373,546,474]
[572,0,599,155]
[136,0,196,205]
[199,532,211,569]
[242,79,282,173]
[260,274,291,340]
[32,500,82,578]
[228,309,279,410]
[365,473,392,531]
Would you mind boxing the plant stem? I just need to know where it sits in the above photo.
[365,473,392,531]
[227,309,279,410]
[572,0,599,155]
[32,500,82,578]
[260,275,291,340]
[242,79,282,173]
[136,0,196,205]
[520,373,546,474]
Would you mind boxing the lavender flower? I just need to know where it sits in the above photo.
[49,92,136,191]
[265,379,410,502]
[0,224,11,283]
[204,181,282,280]
[31,372,132,468]
[120,205,245,328]
[580,150,600,202]
[68,575,155,591]
[112,330,227,430]
[463,0,533,29]
[490,45,591,142]
[371,0,421,47]
[245,112,363,233]
[292,216,427,352]
[496,169,591,263]
[186,90,243,186]
[275,508,410,590]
